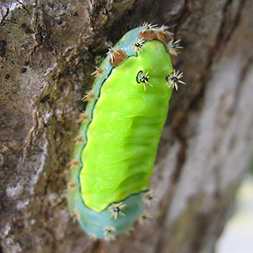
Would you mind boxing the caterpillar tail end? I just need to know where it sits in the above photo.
[67,166,144,240]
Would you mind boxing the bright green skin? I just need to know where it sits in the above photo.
[80,41,173,212]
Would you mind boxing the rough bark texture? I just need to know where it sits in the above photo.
[1,0,253,253]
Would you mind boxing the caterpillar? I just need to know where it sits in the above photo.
[67,23,185,240]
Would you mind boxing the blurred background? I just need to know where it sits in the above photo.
[217,165,253,253]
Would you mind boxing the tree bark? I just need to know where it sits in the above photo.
[1,0,253,253]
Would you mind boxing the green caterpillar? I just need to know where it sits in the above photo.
[67,23,185,240]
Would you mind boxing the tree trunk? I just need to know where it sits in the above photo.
[1,0,253,253]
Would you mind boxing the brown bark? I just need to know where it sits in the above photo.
[1,0,253,253]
